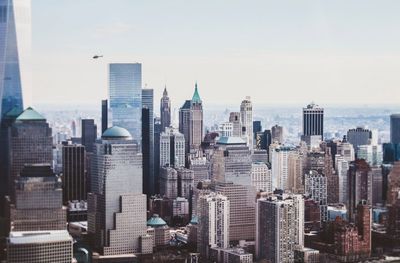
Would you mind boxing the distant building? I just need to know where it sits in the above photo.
[390,114,400,144]
[271,145,294,190]
[251,162,272,193]
[197,192,230,259]
[347,127,372,150]
[160,166,178,200]
[294,247,320,263]
[179,100,191,154]
[348,159,372,220]
[337,136,355,162]
[189,83,204,152]
[160,86,171,132]
[101,99,108,134]
[229,112,242,137]
[142,88,155,195]
[240,97,253,149]
[271,124,283,144]
[302,102,324,142]
[189,156,210,187]
[336,155,349,204]
[218,122,233,137]
[357,144,383,166]
[256,193,304,263]
[109,63,142,143]
[81,119,97,152]
[209,247,253,263]
[177,168,194,199]
[304,170,328,221]
[160,127,185,168]
[7,230,74,263]
[253,121,262,139]
[154,117,162,193]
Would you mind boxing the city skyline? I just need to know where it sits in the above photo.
[31,1,400,107]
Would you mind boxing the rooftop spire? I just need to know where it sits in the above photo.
[163,85,168,96]
[192,82,201,103]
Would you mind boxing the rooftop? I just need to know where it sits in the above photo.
[217,136,246,145]
[16,107,46,121]
[9,230,72,244]
[147,214,168,227]
[102,126,132,140]
[192,83,201,103]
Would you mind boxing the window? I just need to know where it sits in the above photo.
[0,6,7,23]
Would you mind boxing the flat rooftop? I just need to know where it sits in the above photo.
[9,230,72,244]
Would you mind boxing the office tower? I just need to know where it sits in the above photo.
[189,156,210,187]
[160,86,171,131]
[302,102,324,141]
[218,122,233,137]
[7,107,52,195]
[88,126,150,255]
[211,137,252,185]
[253,120,262,139]
[391,114,400,144]
[62,142,86,204]
[179,100,191,153]
[154,117,161,193]
[383,143,400,163]
[271,124,283,144]
[176,167,194,199]
[251,162,272,193]
[336,155,349,204]
[197,192,229,259]
[71,120,76,137]
[101,99,108,134]
[271,145,293,190]
[9,164,67,231]
[357,144,383,166]
[147,214,170,247]
[255,129,272,151]
[387,161,400,205]
[109,63,142,143]
[288,151,305,194]
[172,197,190,223]
[215,182,256,242]
[160,166,178,199]
[347,127,372,150]
[0,0,31,119]
[256,193,304,263]
[305,170,328,221]
[370,166,383,205]
[348,159,372,220]
[240,97,253,149]
[142,88,154,194]
[160,127,185,168]
[7,230,73,263]
[190,83,203,151]
[229,112,242,137]
[81,119,97,152]
[337,136,355,162]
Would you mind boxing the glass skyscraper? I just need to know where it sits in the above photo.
[0,0,31,118]
[109,63,142,144]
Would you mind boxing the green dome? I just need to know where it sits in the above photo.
[102,126,131,139]
[147,214,167,227]
[189,216,198,225]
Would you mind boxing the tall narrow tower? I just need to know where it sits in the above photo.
[189,83,203,152]
[0,0,32,118]
[160,86,171,131]
[240,97,253,150]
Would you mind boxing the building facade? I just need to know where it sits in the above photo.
[240,97,253,149]
[160,86,171,132]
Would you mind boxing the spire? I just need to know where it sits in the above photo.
[192,82,201,103]
[163,85,168,96]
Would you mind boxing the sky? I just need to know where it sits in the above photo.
[32,0,400,109]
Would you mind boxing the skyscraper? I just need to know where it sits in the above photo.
[101,99,108,134]
[256,193,304,263]
[302,102,324,141]
[197,192,229,259]
[160,127,185,169]
[179,100,191,153]
[9,164,67,231]
[88,126,151,255]
[142,88,154,194]
[0,0,31,118]
[190,83,203,151]
[154,117,162,193]
[229,112,242,137]
[81,119,97,153]
[7,107,52,195]
[347,127,372,150]
[240,97,253,149]
[160,86,171,131]
[304,170,328,222]
[62,142,86,204]
[109,63,142,144]
[253,120,262,139]
[271,124,283,144]
[390,114,400,144]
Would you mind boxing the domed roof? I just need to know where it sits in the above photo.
[102,126,131,139]
[16,107,45,121]
[147,214,167,227]
[189,216,198,225]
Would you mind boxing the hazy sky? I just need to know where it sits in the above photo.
[32,0,400,109]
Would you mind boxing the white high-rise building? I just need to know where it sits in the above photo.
[304,170,328,221]
[160,127,185,168]
[337,137,355,163]
[256,193,304,263]
[336,155,349,204]
[197,192,230,259]
[88,126,151,256]
[271,145,293,190]
[240,97,253,149]
[251,162,272,193]
[357,144,383,166]
[218,122,233,138]
[0,0,32,117]
[229,112,242,137]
